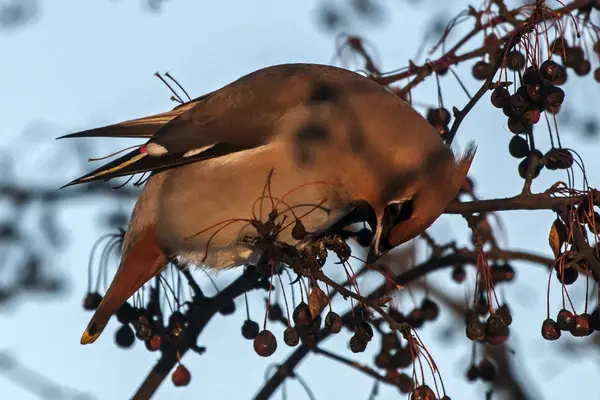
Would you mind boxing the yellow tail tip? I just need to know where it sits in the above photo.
[80,322,102,345]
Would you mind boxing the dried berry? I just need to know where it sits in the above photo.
[283,326,299,347]
[420,298,440,321]
[349,332,368,353]
[478,359,497,382]
[115,324,135,348]
[241,319,260,340]
[497,303,513,326]
[411,384,436,400]
[466,365,480,381]
[472,60,494,80]
[491,86,510,108]
[518,150,543,180]
[406,308,424,329]
[556,267,578,285]
[426,107,451,125]
[398,372,414,393]
[374,352,392,369]
[545,148,574,170]
[523,109,541,124]
[451,265,466,283]
[172,364,191,387]
[507,116,528,134]
[541,318,561,340]
[392,346,413,369]
[506,50,526,71]
[267,303,285,322]
[556,309,574,331]
[595,67,600,83]
[466,315,485,341]
[116,302,135,324]
[291,220,306,240]
[574,59,591,76]
[563,46,584,68]
[506,94,529,117]
[145,334,162,351]
[381,332,401,352]
[293,302,312,327]
[83,292,102,311]
[545,85,565,107]
[253,330,277,357]
[324,311,342,333]
[486,314,508,339]
[540,59,562,82]
[219,301,236,315]
[570,313,592,337]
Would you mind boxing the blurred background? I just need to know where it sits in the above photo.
[1,0,600,399]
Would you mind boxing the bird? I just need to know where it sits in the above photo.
[59,63,476,345]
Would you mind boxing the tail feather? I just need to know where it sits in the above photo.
[81,226,167,345]
[57,101,198,140]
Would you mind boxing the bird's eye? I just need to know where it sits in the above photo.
[384,200,413,225]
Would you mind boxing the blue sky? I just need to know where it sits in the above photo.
[1,0,600,399]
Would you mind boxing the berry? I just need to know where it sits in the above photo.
[508,117,528,134]
[145,334,162,351]
[374,352,392,369]
[472,60,494,80]
[541,318,561,340]
[574,59,591,76]
[545,148,574,170]
[594,40,600,54]
[354,228,373,247]
[116,302,135,324]
[491,86,510,108]
[219,301,236,315]
[420,298,440,321]
[426,107,451,125]
[283,326,299,347]
[293,302,312,327]
[486,314,508,340]
[349,332,368,353]
[506,94,529,117]
[545,86,565,107]
[172,364,191,387]
[241,319,260,340]
[434,124,450,136]
[540,59,562,82]
[253,330,277,357]
[267,303,285,322]
[466,365,480,381]
[324,311,343,333]
[115,324,135,348]
[497,303,513,326]
[595,67,600,83]
[398,372,414,393]
[291,220,306,240]
[478,359,497,382]
[451,265,466,283]
[506,50,526,71]
[522,66,542,85]
[381,332,401,352]
[411,384,435,400]
[556,309,574,331]
[406,308,424,328]
[391,346,413,369]
[556,267,578,285]
[590,308,600,331]
[466,315,485,341]
[523,109,541,124]
[82,292,102,311]
[518,150,543,180]
[563,46,584,68]
[525,83,547,105]
[570,314,592,337]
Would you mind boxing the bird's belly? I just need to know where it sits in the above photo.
[155,145,346,269]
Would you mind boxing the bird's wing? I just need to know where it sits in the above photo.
[59,63,386,187]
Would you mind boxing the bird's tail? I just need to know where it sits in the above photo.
[80,226,167,345]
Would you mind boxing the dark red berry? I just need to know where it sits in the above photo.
[545,148,574,170]
[293,302,312,327]
[253,330,277,357]
[545,85,565,107]
[541,318,561,340]
[116,302,135,324]
[563,46,584,67]
[556,309,574,331]
[594,40,600,54]
[497,303,513,326]
[115,324,135,348]
[590,308,600,331]
[508,117,528,134]
[518,150,543,180]
[540,59,562,82]
[357,321,374,340]
[426,107,451,125]
[523,109,541,124]
[241,319,260,340]
[420,298,440,321]
[406,308,424,328]
[574,59,591,76]
[381,332,401,352]
[324,311,342,333]
[472,60,494,80]
[172,364,191,387]
[291,220,306,240]
[466,315,485,341]
[486,314,508,339]
[556,267,578,285]
[491,86,510,108]
[506,50,526,70]
[478,359,497,382]
[83,292,102,311]
[451,265,466,283]
[283,326,300,347]
[506,94,529,117]
[267,303,285,322]
[411,384,435,400]
[374,352,392,369]
[391,346,413,369]
[349,332,368,353]
[434,124,450,136]
[570,314,592,337]
[466,365,480,381]
[145,334,161,351]
[219,300,236,315]
[398,372,414,393]
[522,66,542,85]
[595,67,600,83]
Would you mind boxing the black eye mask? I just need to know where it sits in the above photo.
[379,199,414,252]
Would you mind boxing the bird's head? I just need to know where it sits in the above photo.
[366,142,476,263]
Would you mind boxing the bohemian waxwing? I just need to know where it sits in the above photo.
[59,63,476,345]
